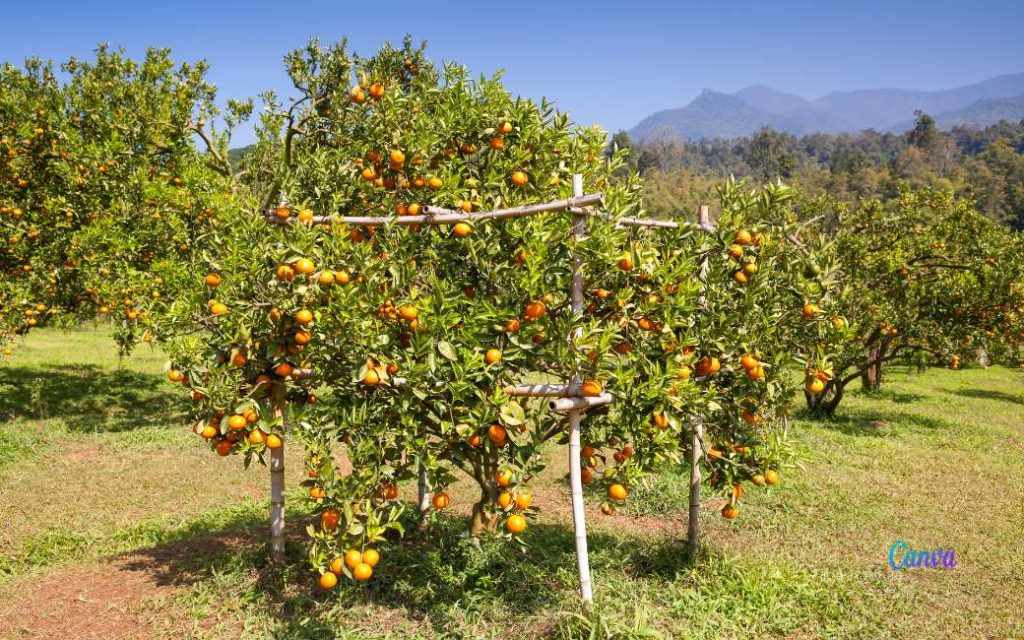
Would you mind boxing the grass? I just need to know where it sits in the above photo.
[2,328,1023,638]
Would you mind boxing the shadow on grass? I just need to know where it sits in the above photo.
[945,388,1024,407]
[117,506,702,637]
[797,407,955,437]
[0,364,185,432]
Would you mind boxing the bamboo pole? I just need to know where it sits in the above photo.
[568,174,594,604]
[688,204,712,557]
[270,385,287,563]
[550,393,613,413]
[263,193,603,227]
[502,383,577,397]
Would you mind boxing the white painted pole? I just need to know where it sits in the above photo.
[689,204,712,556]
[270,387,286,563]
[568,173,594,604]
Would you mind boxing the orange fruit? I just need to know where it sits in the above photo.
[353,562,373,582]
[484,348,502,365]
[344,549,362,570]
[275,362,294,378]
[652,412,669,429]
[497,492,513,509]
[764,469,780,485]
[368,83,385,99]
[362,548,380,568]
[742,410,760,424]
[607,484,628,501]
[581,380,602,397]
[453,222,473,237]
[210,302,228,316]
[740,353,758,370]
[581,467,595,485]
[727,244,744,259]
[309,486,325,500]
[294,330,311,345]
[389,150,405,166]
[524,300,547,320]
[215,439,233,456]
[505,514,527,534]
[248,429,266,445]
[510,171,528,187]
[676,365,692,380]
[499,121,513,134]
[330,557,344,575]
[490,136,504,150]
[167,369,184,383]
[495,469,514,487]
[733,271,748,285]
[618,255,633,271]
[319,572,338,589]
[298,208,314,224]
[432,492,450,509]
[205,273,221,287]
[228,414,247,430]
[805,378,825,394]
[295,309,314,324]
[802,303,821,319]
[321,509,339,531]
[428,176,443,190]
[504,318,521,333]
[751,473,766,487]
[488,423,508,447]
[363,368,381,386]
[515,491,532,510]
[734,229,753,245]
[276,265,295,281]
[294,258,314,275]
[721,503,739,520]
[266,434,283,449]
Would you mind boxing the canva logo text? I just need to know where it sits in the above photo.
[888,539,956,570]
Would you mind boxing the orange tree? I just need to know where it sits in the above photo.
[0,45,241,353]
[792,185,1024,417]
[140,37,820,591]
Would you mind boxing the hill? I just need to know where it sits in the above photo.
[630,72,1024,141]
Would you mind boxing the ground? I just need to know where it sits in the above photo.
[1,327,1022,639]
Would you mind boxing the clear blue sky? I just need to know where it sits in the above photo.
[2,1,1022,145]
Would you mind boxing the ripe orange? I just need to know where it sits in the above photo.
[460,200,473,213]
[497,492,513,509]
[746,366,764,380]
[330,556,344,575]
[432,492,450,509]
[368,83,385,99]
[733,271,748,285]
[309,486,325,500]
[505,514,527,534]
[275,362,294,378]
[319,572,338,590]
[453,222,473,237]
[467,433,483,448]
[515,491,532,510]
[215,439,233,456]
[266,434,283,449]
[637,317,655,331]
[295,309,314,324]
[510,170,529,187]
[362,548,380,568]
[607,484,628,501]
[297,208,314,224]
[740,353,759,370]
[727,244,744,259]
[484,348,502,365]
[805,378,825,394]
[231,352,247,367]
[350,87,366,103]
[742,410,760,424]
[734,229,753,245]
[751,473,766,487]
[210,302,228,316]
[490,136,504,150]
[764,469,780,485]
[248,429,266,445]
[228,414,247,430]
[498,121,514,134]
[802,303,821,319]
[523,300,547,320]
[581,467,595,485]
[201,425,218,439]
[495,469,514,487]
[582,445,596,459]
[353,562,373,582]
[618,255,634,271]
[696,356,721,377]
[505,318,521,333]
[205,273,221,287]
[276,265,295,281]
[488,423,508,447]
[344,549,363,570]
[676,365,692,380]
[721,503,739,520]
[167,369,184,383]
[363,368,381,386]
[581,380,602,397]
[321,509,339,531]
[382,483,399,500]
[294,258,315,275]
[389,150,405,166]
[732,483,744,500]
[294,330,311,345]
[653,412,669,429]
[428,176,443,190]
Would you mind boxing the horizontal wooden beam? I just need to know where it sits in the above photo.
[549,393,614,413]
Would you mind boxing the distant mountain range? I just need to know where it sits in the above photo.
[629,73,1024,141]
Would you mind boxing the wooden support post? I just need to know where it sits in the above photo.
[270,386,286,563]
[568,174,594,604]
[688,204,712,557]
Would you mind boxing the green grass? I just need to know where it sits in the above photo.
[2,328,1023,639]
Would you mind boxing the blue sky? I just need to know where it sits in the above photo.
[2,1,1022,144]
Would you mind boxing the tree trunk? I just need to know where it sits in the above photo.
[862,343,882,391]
[469,485,499,535]
[977,346,990,369]
[805,379,846,418]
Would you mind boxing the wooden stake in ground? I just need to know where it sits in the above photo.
[688,204,712,557]
[568,174,594,603]
[270,386,287,562]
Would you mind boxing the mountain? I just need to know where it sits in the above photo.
[629,73,1024,141]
